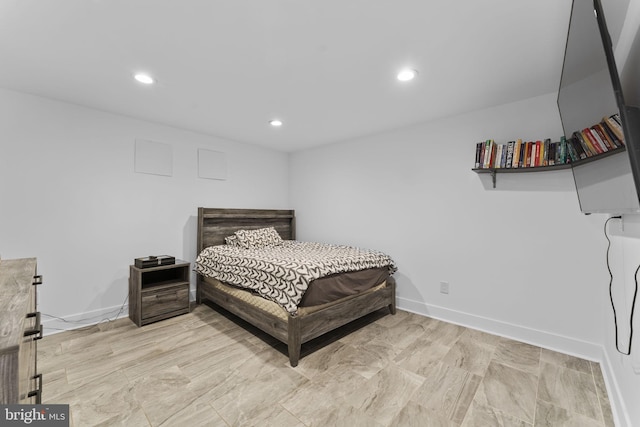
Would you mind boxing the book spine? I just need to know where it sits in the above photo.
[566,137,579,162]
[612,112,622,126]
[483,140,492,168]
[573,131,594,156]
[592,124,614,150]
[583,128,604,153]
[605,116,625,143]
[549,141,557,166]
[489,142,497,168]
[513,139,522,168]
[581,129,600,154]
[591,127,608,152]
[570,136,587,159]
[505,141,514,168]
[502,144,508,168]
[602,118,623,147]
[534,141,541,167]
[543,138,550,166]
[560,136,568,164]
[475,142,483,168]
[525,142,532,167]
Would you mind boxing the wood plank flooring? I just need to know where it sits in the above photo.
[39,304,615,426]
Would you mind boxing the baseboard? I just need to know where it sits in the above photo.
[42,293,199,335]
[41,304,130,335]
[599,347,632,427]
[397,297,601,361]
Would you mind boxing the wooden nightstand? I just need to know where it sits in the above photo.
[129,260,190,326]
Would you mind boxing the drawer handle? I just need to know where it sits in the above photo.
[24,312,43,340]
[32,275,43,286]
[28,373,42,404]
[156,293,178,303]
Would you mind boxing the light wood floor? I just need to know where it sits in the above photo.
[40,304,615,426]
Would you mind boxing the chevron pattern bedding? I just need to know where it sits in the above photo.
[195,241,396,315]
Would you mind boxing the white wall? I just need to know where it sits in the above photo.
[0,88,290,330]
[290,92,638,425]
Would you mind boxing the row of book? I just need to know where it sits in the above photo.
[474,113,625,169]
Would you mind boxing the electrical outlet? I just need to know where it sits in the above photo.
[440,281,449,294]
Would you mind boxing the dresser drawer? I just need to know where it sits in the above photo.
[141,285,189,323]
[0,258,41,404]
[19,312,38,403]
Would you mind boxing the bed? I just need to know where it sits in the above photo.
[195,207,396,366]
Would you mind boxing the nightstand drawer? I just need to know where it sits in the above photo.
[141,286,189,321]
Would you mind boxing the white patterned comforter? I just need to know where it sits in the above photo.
[195,241,396,315]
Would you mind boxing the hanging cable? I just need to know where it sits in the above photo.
[604,216,638,355]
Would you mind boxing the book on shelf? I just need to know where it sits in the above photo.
[611,112,622,126]
[566,137,580,162]
[537,140,543,166]
[561,136,568,163]
[543,138,550,166]
[592,124,614,150]
[582,128,605,154]
[602,116,625,146]
[604,114,624,142]
[475,142,483,168]
[573,136,588,159]
[482,139,495,168]
[512,139,522,168]
[533,141,540,167]
[505,141,514,168]
[494,144,502,168]
[501,143,508,168]
[501,144,508,168]
[591,126,609,152]
[573,131,594,157]
[523,141,531,167]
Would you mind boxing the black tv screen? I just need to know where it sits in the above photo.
[558,0,640,214]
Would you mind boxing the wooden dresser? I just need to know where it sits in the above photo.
[0,258,42,404]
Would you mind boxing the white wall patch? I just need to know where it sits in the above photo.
[134,139,173,176]
[198,149,227,180]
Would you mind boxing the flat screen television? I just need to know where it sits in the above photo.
[557,0,640,215]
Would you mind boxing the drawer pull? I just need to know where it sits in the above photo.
[28,373,42,404]
[156,292,178,303]
[32,275,43,286]
[24,312,43,340]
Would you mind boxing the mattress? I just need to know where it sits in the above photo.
[202,275,389,320]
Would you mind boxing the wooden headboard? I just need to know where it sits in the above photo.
[197,208,296,253]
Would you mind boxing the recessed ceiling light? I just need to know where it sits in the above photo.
[269,119,283,127]
[397,69,418,82]
[134,73,155,84]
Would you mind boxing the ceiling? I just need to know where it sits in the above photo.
[0,0,621,152]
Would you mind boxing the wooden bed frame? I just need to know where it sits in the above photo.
[196,207,396,366]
